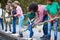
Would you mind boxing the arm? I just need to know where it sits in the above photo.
[31,16,36,22]
[35,11,43,25]
[28,18,31,22]
[14,7,23,17]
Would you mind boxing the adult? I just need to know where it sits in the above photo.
[36,5,48,38]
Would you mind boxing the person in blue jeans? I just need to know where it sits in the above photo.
[42,15,48,38]
[0,3,4,30]
[26,3,38,38]
[10,4,17,34]
[28,21,34,38]
[46,0,60,40]
[26,7,36,38]
[13,1,24,37]
[0,18,4,30]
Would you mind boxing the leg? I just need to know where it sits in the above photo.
[19,16,24,37]
[54,18,58,40]
[9,22,11,32]
[12,18,16,33]
[28,22,34,38]
[47,21,52,40]
[41,15,48,38]
[43,23,48,35]
[0,18,4,30]
[5,22,7,31]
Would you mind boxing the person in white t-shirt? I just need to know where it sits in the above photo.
[0,3,4,30]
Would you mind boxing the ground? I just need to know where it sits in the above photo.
[0,24,60,40]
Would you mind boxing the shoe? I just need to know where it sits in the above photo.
[19,34,23,37]
[12,32,16,34]
[40,35,45,38]
[54,36,57,40]
[5,30,7,32]
[10,29,11,32]
[46,36,51,40]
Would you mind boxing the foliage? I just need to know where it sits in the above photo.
[0,0,46,13]
[0,0,60,13]
[58,25,60,32]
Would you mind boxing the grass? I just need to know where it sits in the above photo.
[58,25,60,32]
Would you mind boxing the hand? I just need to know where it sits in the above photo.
[31,19,34,22]
[14,15,16,17]
[30,22,32,25]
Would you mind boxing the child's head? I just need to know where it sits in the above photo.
[5,5,10,10]
[7,1,12,6]
[27,7,31,12]
[0,3,1,8]
[10,3,15,10]
[29,2,38,12]
[46,0,54,4]
[14,1,20,7]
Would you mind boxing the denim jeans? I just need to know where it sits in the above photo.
[19,15,24,34]
[28,21,34,38]
[43,15,48,35]
[0,18,4,30]
[12,18,16,33]
[47,18,58,40]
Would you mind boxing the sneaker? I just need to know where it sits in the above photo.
[54,36,57,40]
[19,34,23,37]
[10,29,11,32]
[12,32,16,34]
[40,35,45,38]
[46,36,50,40]
[5,30,7,32]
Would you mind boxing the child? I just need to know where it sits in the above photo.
[14,1,24,37]
[0,3,4,30]
[5,5,11,32]
[46,0,60,40]
[10,3,17,34]
[26,7,36,38]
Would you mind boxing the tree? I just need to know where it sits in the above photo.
[0,0,60,13]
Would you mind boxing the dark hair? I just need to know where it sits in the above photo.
[29,2,38,12]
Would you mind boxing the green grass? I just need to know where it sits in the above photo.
[58,25,60,32]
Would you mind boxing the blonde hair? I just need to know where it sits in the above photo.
[14,1,20,5]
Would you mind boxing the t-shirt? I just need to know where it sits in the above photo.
[5,12,9,17]
[46,2,60,16]
[12,9,16,15]
[0,8,3,17]
[16,6,23,17]
[12,9,17,18]
[26,11,36,20]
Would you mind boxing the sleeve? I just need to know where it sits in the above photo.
[36,11,43,24]
[56,2,60,9]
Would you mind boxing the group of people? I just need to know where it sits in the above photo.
[0,0,60,40]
